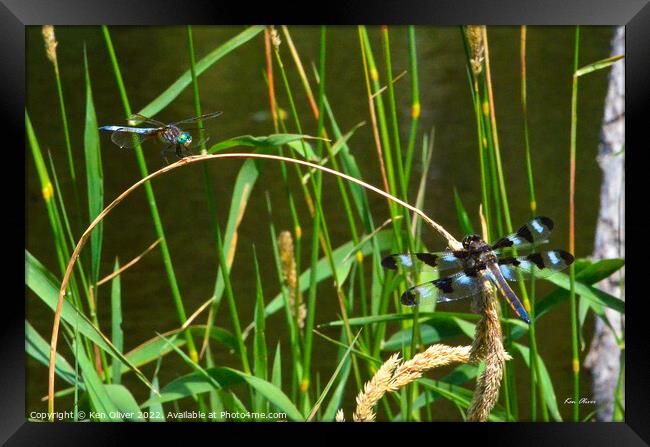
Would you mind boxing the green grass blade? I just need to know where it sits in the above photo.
[403,364,479,417]
[46,152,79,263]
[265,197,301,400]
[404,25,421,185]
[271,342,282,390]
[102,26,198,361]
[209,134,320,154]
[221,369,305,421]
[26,250,154,392]
[321,311,482,329]
[519,259,625,325]
[26,111,68,275]
[453,187,475,235]
[103,384,145,421]
[513,343,562,421]
[568,25,581,421]
[148,376,166,421]
[110,259,123,384]
[306,330,361,421]
[417,378,506,422]
[209,159,258,305]
[214,219,250,374]
[544,272,624,313]
[383,322,465,351]
[301,122,365,183]
[42,26,83,235]
[201,159,258,365]
[253,247,268,378]
[82,47,104,286]
[72,336,121,421]
[122,326,238,373]
[575,54,624,77]
[314,329,378,364]
[137,26,264,118]
[322,95,376,232]
[253,246,269,413]
[26,320,81,387]
[259,230,392,320]
[141,368,242,407]
[321,356,351,421]
[144,365,302,421]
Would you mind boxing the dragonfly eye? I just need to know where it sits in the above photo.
[178,132,192,146]
[462,234,481,249]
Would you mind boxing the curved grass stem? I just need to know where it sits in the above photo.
[47,151,461,416]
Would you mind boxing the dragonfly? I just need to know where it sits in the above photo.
[381,216,575,324]
[99,111,222,163]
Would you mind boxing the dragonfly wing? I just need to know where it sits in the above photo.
[492,216,554,250]
[381,252,463,273]
[496,250,575,281]
[400,272,483,306]
[172,111,223,126]
[106,127,159,149]
[127,114,167,127]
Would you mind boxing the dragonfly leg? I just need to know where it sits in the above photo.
[175,145,184,159]
[175,145,195,159]
[160,146,174,165]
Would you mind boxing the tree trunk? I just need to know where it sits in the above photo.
[583,26,625,422]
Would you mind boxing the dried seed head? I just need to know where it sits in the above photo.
[278,230,306,329]
[467,288,510,422]
[353,353,401,422]
[335,409,345,422]
[353,345,471,422]
[42,25,58,65]
[386,345,472,392]
[352,286,511,422]
[270,26,281,49]
[465,25,485,76]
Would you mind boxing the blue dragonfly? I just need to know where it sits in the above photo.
[99,111,222,163]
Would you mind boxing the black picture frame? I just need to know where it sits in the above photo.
[9,0,647,444]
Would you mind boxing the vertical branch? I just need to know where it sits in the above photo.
[584,26,625,422]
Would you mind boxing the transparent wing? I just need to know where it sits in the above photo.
[491,216,554,251]
[496,250,574,281]
[109,128,159,149]
[127,114,167,127]
[381,252,463,273]
[172,111,223,126]
[400,272,483,307]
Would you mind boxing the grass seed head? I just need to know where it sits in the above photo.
[466,25,485,76]
[278,230,306,329]
[42,25,58,65]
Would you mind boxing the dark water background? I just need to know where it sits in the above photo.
[26,26,614,420]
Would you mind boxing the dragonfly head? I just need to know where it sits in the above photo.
[177,131,192,147]
[462,234,484,251]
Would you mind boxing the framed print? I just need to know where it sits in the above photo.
[7,0,647,444]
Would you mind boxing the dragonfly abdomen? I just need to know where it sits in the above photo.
[99,125,157,134]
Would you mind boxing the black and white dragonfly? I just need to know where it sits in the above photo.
[381,217,574,324]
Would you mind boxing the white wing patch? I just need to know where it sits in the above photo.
[400,255,413,267]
